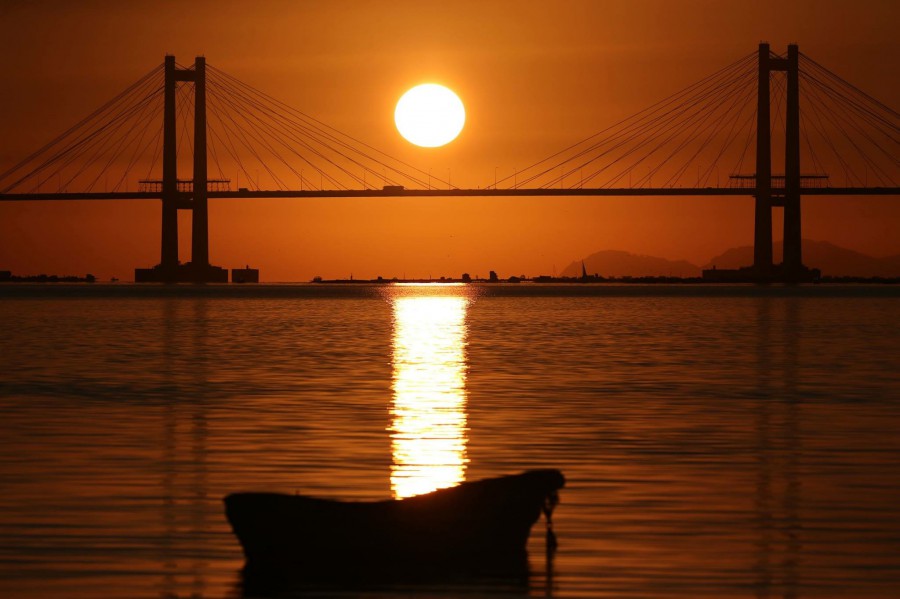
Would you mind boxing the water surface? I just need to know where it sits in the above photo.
[1,284,898,598]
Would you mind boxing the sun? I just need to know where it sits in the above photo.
[394,84,465,148]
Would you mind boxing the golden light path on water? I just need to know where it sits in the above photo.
[389,286,469,499]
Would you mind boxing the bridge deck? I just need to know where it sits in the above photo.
[1,187,898,201]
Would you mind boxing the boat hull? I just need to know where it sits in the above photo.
[224,469,564,582]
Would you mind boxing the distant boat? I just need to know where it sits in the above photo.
[224,469,564,584]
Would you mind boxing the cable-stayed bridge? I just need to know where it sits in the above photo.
[0,44,897,282]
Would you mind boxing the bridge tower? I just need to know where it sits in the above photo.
[142,56,224,283]
[754,43,805,281]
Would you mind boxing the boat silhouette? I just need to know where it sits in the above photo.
[224,469,564,586]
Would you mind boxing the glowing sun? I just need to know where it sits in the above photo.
[394,84,465,148]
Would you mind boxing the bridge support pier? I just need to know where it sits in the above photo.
[752,43,809,283]
[137,55,226,283]
[754,43,773,276]
[191,57,209,271]
[160,56,179,276]
[783,44,802,278]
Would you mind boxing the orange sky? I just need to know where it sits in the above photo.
[1,0,898,281]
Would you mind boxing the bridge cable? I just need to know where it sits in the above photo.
[802,72,897,186]
[206,65,439,189]
[540,61,757,189]
[0,64,163,187]
[514,53,757,189]
[2,69,164,193]
[27,77,164,193]
[207,68,429,189]
[500,52,757,189]
[207,74,363,190]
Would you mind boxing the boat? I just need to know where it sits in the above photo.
[224,469,564,584]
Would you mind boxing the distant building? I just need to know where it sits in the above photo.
[231,266,259,283]
[135,263,228,283]
[702,264,820,283]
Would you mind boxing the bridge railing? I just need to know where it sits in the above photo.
[728,174,830,189]
[138,179,232,193]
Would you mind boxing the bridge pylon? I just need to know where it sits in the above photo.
[136,55,226,283]
[753,43,810,283]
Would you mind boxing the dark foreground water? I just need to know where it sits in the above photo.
[1,284,899,598]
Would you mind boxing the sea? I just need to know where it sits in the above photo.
[1,283,898,598]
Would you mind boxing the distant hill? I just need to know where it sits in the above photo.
[703,240,900,277]
[561,241,900,279]
[561,250,700,278]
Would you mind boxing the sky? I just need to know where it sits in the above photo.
[0,0,898,281]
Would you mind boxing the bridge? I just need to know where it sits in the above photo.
[1,44,897,282]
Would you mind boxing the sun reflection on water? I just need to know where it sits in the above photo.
[390,289,469,499]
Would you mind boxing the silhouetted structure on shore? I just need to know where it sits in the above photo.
[135,262,228,283]
[231,266,259,283]
[0,270,95,283]
[703,263,820,283]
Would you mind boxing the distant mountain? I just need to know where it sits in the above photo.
[561,250,700,278]
[703,240,900,277]
[561,241,900,279]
